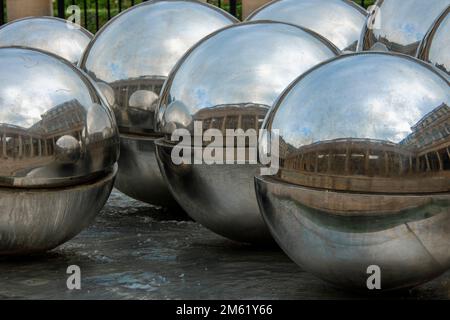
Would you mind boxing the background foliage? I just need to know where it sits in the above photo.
[1,0,376,33]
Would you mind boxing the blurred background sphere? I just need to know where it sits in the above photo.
[155,21,340,243]
[80,0,237,207]
[0,16,92,64]
[0,47,119,254]
[417,6,450,77]
[256,52,450,290]
[358,0,449,56]
[246,0,367,51]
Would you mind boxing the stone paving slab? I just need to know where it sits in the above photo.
[0,190,449,300]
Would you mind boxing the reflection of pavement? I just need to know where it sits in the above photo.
[1,156,53,176]
[0,189,448,299]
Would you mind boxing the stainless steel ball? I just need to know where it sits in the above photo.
[256,52,450,291]
[417,6,450,77]
[246,0,367,52]
[0,16,93,64]
[0,47,120,255]
[80,0,237,207]
[155,21,340,243]
[358,0,449,56]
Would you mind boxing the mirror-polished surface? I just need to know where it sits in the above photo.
[358,0,449,56]
[155,21,340,243]
[80,0,237,206]
[417,6,450,77]
[0,165,116,255]
[80,0,238,136]
[115,134,178,207]
[257,52,450,290]
[0,17,93,64]
[246,0,367,52]
[0,47,119,255]
[0,47,119,188]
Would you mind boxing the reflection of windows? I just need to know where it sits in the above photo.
[202,119,212,132]
[242,115,256,131]
[210,117,223,130]
[225,116,238,130]
[283,137,450,178]
[286,146,450,176]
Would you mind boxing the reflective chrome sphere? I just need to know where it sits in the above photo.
[0,47,119,254]
[0,16,93,64]
[358,0,449,56]
[417,6,450,77]
[155,21,340,243]
[256,52,450,290]
[246,0,367,51]
[80,0,237,206]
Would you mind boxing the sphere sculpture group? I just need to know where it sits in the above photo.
[0,47,119,254]
[0,0,449,293]
[155,21,339,243]
[80,0,237,207]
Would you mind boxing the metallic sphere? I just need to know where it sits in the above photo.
[417,6,450,77]
[80,0,237,206]
[358,0,449,56]
[0,47,119,254]
[246,0,367,52]
[155,21,340,243]
[0,16,93,64]
[256,52,450,290]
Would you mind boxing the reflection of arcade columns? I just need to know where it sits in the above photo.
[6,0,53,22]
[1,131,53,159]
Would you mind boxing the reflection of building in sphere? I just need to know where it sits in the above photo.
[109,76,165,109]
[0,99,85,160]
[280,103,450,194]
[108,76,165,133]
[193,103,268,134]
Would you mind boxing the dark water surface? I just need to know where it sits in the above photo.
[0,190,449,300]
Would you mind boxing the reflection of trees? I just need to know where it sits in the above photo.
[280,103,450,193]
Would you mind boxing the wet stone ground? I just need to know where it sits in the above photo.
[0,190,449,300]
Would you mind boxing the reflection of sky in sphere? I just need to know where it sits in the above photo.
[83,1,236,82]
[248,0,366,51]
[167,23,338,117]
[372,0,449,46]
[0,17,91,64]
[0,48,93,128]
[271,54,450,148]
[428,12,450,75]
